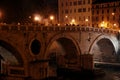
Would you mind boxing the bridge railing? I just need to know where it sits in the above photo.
[0,24,118,34]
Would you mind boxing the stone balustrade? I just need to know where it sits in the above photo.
[0,24,118,34]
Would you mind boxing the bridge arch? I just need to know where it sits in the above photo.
[89,34,119,62]
[45,33,81,59]
[0,40,24,66]
[44,33,81,77]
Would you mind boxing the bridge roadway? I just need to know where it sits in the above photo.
[0,24,119,80]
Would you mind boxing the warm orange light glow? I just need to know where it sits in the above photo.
[34,14,42,22]
[34,16,40,21]
[50,15,54,20]
[72,19,75,23]
[70,19,76,25]
[85,19,88,22]
[119,30,120,33]
[112,12,115,16]
[113,23,117,27]
[100,21,108,28]
[65,15,68,18]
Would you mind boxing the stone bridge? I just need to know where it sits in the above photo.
[0,24,119,79]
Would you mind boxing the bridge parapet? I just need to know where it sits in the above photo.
[0,25,118,34]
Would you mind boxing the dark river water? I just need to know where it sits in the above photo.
[95,68,120,80]
[43,65,120,80]
[94,63,120,80]
[62,67,120,80]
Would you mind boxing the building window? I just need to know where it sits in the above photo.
[107,9,109,13]
[61,3,64,7]
[92,10,94,15]
[65,9,68,14]
[102,10,104,14]
[78,8,82,12]
[74,9,76,13]
[78,1,82,5]
[102,5,104,8]
[102,16,104,21]
[97,10,99,14]
[73,1,77,6]
[96,16,98,21]
[114,3,115,7]
[95,5,98,9]
[83,8,86,12]
[70,2,72,6]
[66,2,68,6]
[83,0,85,4]
[88,0,90,4]
[88,8,91,12]
[113,8,116,13]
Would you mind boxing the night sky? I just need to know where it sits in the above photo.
[0,0,58,23]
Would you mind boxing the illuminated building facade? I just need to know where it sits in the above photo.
[92,0,120,29]
[58,0,93,26]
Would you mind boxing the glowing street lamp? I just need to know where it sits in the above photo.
[85,18,88,22]
[72,19,75,23]
[65,15,68,18]
[49,15,54,25]
[34,14,42,24]
[70,19,76,25]
[101,21,105,27]
[113,23,117,27]
[34,16,40,22]
[85,18,89,26]
[50,15,54,20]
[112,12,115,16]
[65,15,68,24]
[100,21,108,28]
